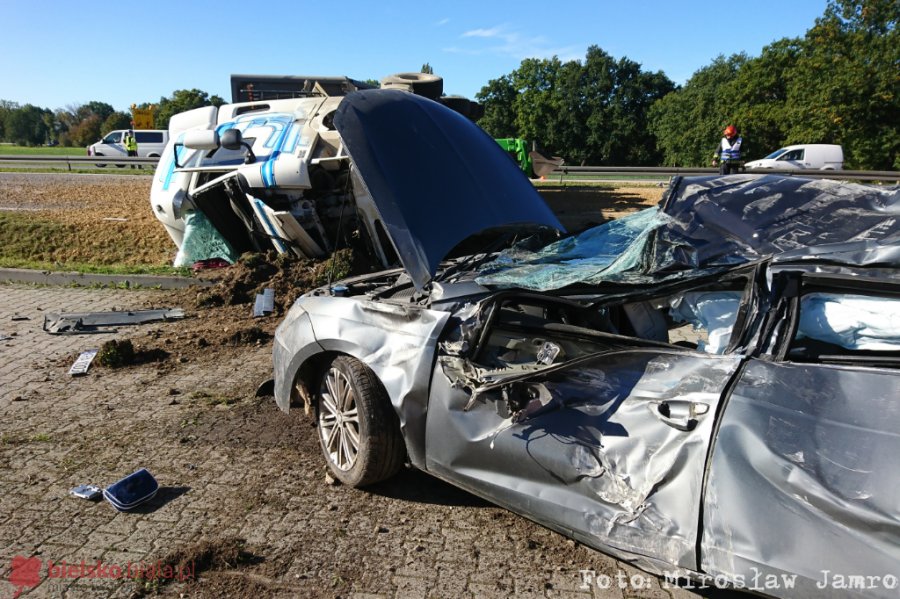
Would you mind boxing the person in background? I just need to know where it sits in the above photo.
[712,125,743,175]
[124,130,138,169]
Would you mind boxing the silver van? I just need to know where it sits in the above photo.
[87,129,169,165]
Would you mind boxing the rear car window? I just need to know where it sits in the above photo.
[798,293,900,351]
[787,292,900,367]
[135,132,163,143]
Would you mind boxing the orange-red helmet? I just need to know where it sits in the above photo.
[723,125,737,137]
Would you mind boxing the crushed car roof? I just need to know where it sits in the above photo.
[335,89,564,290]
[477,175,900,290]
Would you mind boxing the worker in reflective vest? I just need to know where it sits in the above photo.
[124,130,138,169]
[712,125,743,175]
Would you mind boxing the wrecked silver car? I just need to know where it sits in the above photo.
[272,90,900,598]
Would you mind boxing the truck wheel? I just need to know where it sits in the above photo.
[380,73,443,100]
[315,356,405,487]
[94,153,107,168]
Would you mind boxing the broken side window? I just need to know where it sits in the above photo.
[787,292,900,367]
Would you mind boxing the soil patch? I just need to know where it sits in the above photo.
[536,184,663,232]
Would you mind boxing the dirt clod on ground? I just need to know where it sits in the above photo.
[97,339,135,367]
[130,537,263,598]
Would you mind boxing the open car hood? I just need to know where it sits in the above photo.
[334,89,563,290]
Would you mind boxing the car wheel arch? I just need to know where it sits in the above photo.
[289,346,392,414]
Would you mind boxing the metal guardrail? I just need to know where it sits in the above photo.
[0,154,160,170]
[0,155,897,182]
[550,165,900,182]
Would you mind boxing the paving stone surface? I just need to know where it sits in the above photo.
[0,284,730,599]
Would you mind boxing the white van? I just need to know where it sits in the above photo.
[87,129,169,163]
[745,144,844,170]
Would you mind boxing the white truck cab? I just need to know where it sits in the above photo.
[745,144,844,170]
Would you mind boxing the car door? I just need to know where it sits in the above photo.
[776,148,805,169]
[102,130,126,156]
[701,273,900,598]
[424,294,744,571]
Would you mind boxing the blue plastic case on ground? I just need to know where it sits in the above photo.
[102,468,158,511]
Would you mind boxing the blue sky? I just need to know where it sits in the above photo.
[2,0,828,112]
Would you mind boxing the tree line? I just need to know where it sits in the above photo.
[476,0,897,170]
[1,1,895,169]
[0,90,223,148]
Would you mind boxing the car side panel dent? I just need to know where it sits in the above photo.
[427,350,742,571]
[298,296,450,469]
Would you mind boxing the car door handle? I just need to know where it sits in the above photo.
[648,400,709,432]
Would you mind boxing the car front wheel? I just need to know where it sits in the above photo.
[316,356,405,487]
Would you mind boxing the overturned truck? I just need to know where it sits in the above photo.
[150,73,483,268]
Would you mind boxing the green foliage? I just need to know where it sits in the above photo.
[477,46,674,165]
[3,104,51,145]
[155,89,225,130]
[474,75,518,138]
[650,0,899,168]
[101,111,132,136]
[421,63,434,74]
[51,101,126,146]
[786,0,899,169]
[648,55,748,166]
[66,113,101,147]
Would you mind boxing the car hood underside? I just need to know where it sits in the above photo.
[334,89,563,290]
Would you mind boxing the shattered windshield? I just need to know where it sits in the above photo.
[476,208,668,290]
[476,175,900,292]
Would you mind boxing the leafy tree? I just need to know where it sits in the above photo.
[727,38,801,157]
[787,0,899,168]
[649,0,898,168]
[477,46,674,165]
[50,101,121,146]
[648,54,748,166]
[66,114,102,147]
[80,101,116,124]
[421,63,434,74]
[4,104,50,145]
[476,74,519,138]
[155,89,225,130]
[101,111,132,136]
[0,100,19,140]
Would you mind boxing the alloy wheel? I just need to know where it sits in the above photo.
[318,366,361,471]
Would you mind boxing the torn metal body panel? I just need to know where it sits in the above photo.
[654,175,900,272]
[273,294,450,469]
[272,164,900,595]
[427,350,741,569]
[43,309,184,335]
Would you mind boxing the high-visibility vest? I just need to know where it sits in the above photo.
[125,135,138,151]
[718,136,742,161]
